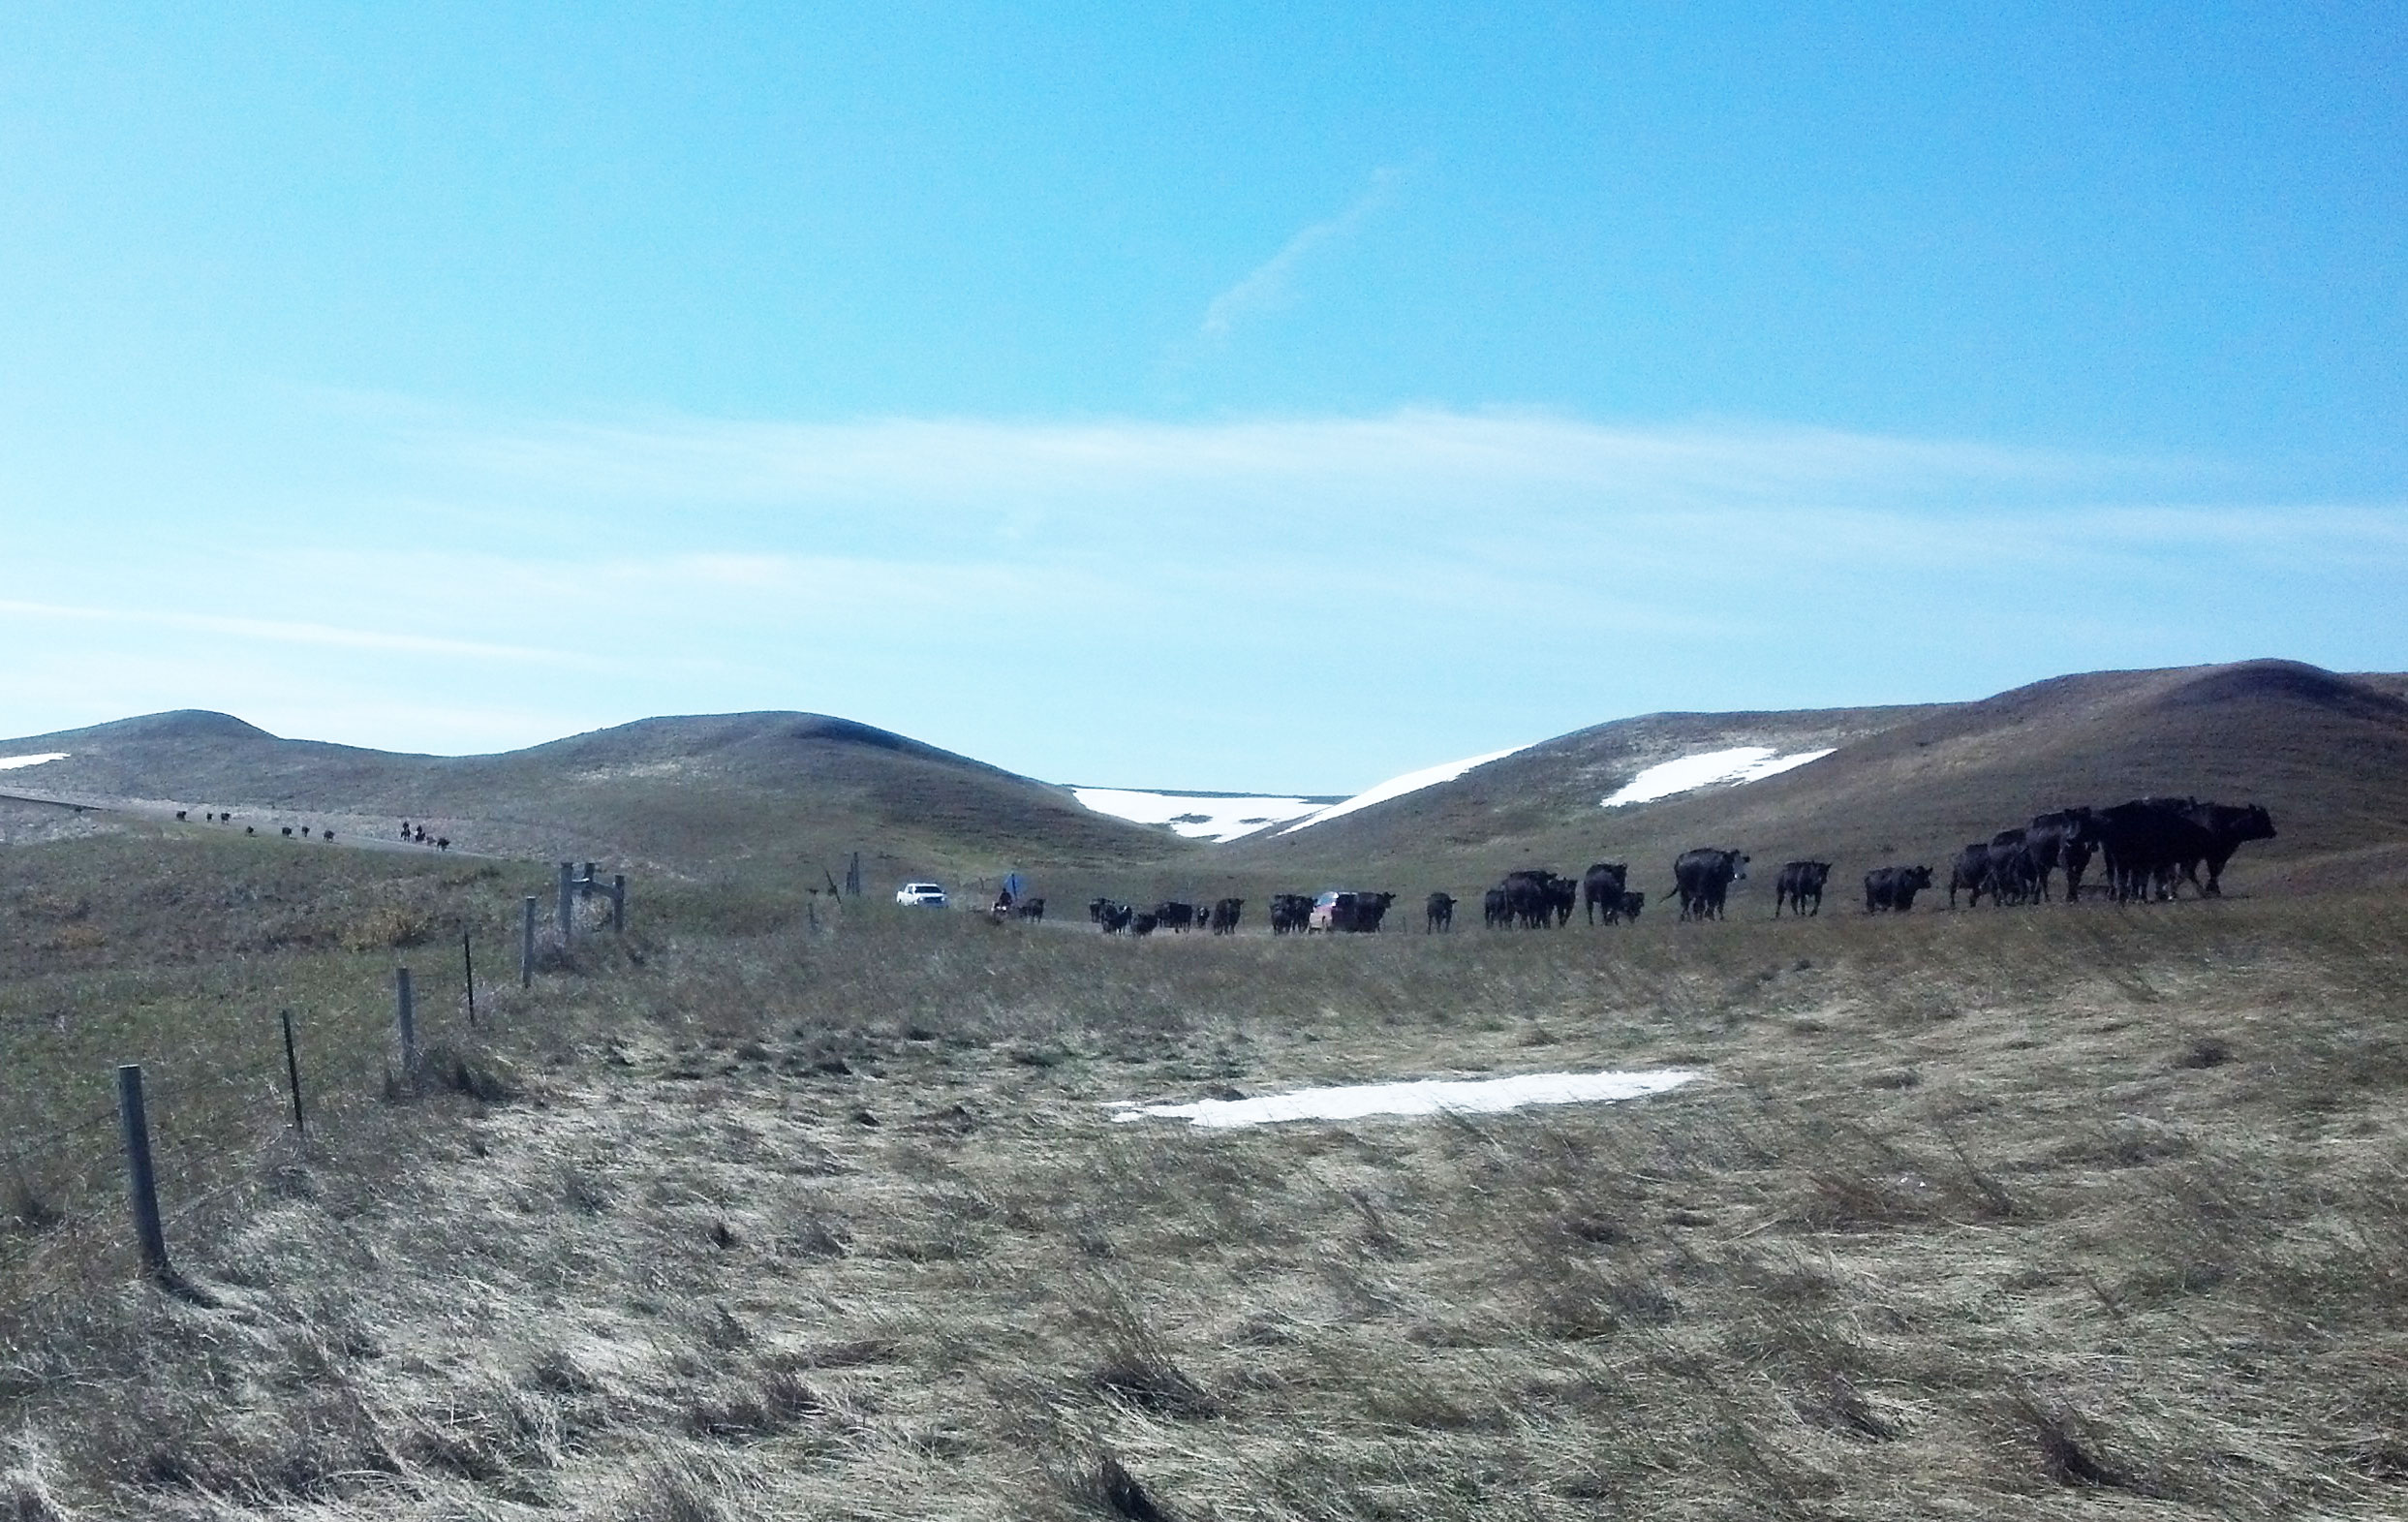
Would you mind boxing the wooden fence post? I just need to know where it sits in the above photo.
[114,1064,171,1283]
[520,896,537,987]
[611,874,626,933]
[557,862,573,941]
[462,928,478,1028]
[280,1009,305,1134]
[394,967,417,1077]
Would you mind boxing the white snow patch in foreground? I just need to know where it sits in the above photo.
[1278,745,1529,834]
[0,754,68,771]
[1601,746,1835,808]
[1071,787,1332,844]
[1111,1069,1704,1129]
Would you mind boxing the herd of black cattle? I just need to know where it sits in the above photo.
[1079,795,2275,936]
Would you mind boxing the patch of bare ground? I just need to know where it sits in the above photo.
[5,892,2406,1519]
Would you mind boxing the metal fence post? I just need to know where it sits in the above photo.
[115,1064,171,1282]
[521,896,537,987]
[558,862,573,940]
[611,874,626,933]
[462,928,477,1028]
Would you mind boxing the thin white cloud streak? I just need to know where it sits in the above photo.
[1198,166,1406,341]
[431,406,2170,515]
[0,599,591,667]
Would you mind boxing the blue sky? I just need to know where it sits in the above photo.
[4,3,2402,791]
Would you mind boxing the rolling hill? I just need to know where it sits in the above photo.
[1209,659,2408,906]
[9,658,2407,908]
[0,709,1193,887]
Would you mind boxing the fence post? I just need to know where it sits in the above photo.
[558,862,573,940]
[611,874,627,933]
[394,967,417,1077]
[115,1064,172,1283]
[280,1009,305,1134]
[462,928,477,1028]
[520,896,537,987]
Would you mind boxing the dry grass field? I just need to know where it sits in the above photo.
[6,840,2405,1520]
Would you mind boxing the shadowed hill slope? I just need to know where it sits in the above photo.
[0,709,1191,885]
[1210,661,2408,907]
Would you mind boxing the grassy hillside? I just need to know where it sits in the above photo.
[0,709,1192,890]
[2,853,2402,1520]
[1197,660,2408,914]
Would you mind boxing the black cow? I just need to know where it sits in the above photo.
[1131,912,1158,937]
[1618,890,1646,921]
[1210,897,1244,935]
[1098,901,1134,933]
[436,837,449,852]
[1331,891,1396,933]
[1863,864,1933,913]
[1581,863,1630,924]
[1947,844,1993,908]
[1986,830,2037,906]
[1499,870,1573,929]
[1015,897,1047,921]
[1482,886,1511,929]
[174,810,186,822]
[1425,892,1455,933]
[1089,897,1110,923]
[1153,901,1196,933]
[2095,798,2211,901]
[1773,861,1831,917]
[2025,808,2100,902]
[1673,849,1748,921]
[1268,893,1313,935]
[2184,801,2276,896]
[280,826,292,837]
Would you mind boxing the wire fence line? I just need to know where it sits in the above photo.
[0,920,554,1309]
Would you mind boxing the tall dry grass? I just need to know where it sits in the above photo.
[3,850,2404,1519]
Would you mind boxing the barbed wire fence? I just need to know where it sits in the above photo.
[0,864,633,1318]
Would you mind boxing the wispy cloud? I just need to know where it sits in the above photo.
[429,406,2168,513]
[0,599,590,667]
[1196,166,1407,342]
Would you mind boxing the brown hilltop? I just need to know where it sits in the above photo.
[1208,659,2408,907]
[0,709,1190,885]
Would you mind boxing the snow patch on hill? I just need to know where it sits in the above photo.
[1602,746,1835,807]
[1070,787,1333,843]
[0,753,69,771]
[1277,745,1529,834]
